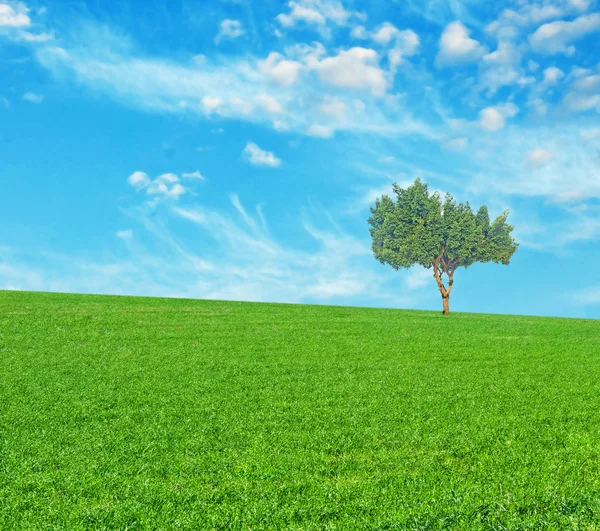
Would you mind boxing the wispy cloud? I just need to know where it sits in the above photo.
[529,13,600,55]
[116,229,133,240]
[22,91,43,103]
[404,266,432,290]
[572,286,600,305]
[30,20,435,140]
[0,186,426,308]
[182,171,206,180]
[526,147,553,167]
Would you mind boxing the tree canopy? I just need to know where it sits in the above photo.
[368,178,519,314]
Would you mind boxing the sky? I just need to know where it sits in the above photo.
[1,0,600,319]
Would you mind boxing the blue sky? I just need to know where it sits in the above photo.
[1,0,600,318]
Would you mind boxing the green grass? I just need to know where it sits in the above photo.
[1,290,599,530]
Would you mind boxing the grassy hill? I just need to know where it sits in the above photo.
[1,290,599,530]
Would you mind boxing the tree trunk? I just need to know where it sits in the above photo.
[442,294,450,315]
[432,256,453,316]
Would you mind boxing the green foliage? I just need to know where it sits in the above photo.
[476,205,490,237]
[368,178,519,275]
[2,291,600,529]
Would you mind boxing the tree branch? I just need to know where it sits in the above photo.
[440,255,448,273]
[448,258,460,275]
[432,257,448,297]
[447,271,455,296]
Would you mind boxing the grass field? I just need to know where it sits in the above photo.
[1,290,599,530]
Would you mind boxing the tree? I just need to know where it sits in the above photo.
[368,178,519,315]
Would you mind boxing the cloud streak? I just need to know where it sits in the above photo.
[31,21,435,141]
[0,194,417,308]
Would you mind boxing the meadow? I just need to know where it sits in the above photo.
[1,290,599,530]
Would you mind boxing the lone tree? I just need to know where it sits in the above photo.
[368,178,518,315]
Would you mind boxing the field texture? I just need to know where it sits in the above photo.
[1,291,600,530]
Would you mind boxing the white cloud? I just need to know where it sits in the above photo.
[564,93,600,112]
[573,73,600,92]
[366,23,421,70]
[305,278,365,297]
[147,173,185,199]
[529,13,600,55]
[316,47,387,96]
[149,183,184,199]
[580,128,600,140]
[371,22,400,45]
[350,25,367,39]
[22,91,43,103]
[404,267,432,290]
[562,71,600,112]
[479,102,518,131]
[215,19,245,43]
[243,142,282,167]
[543,66,564,85]
[479,68,520,95]
[572,286,600,305]
[466,122,600,208]
[307,124,334,137]
[479,108,504,131]
[128,171,186,199]
[569,0,592,11]
[485,5,571,41]
[258,52,303,87]
[554,188,584,202]
[32,26,437,141]
[556,214,600,245]
[201,96,222,113]
[277,1,325,27]
[284,41,326,66]
[182,171,205,180]
[155,172,178,184]
[230,97,254,115]
[0,188,430,309]
[527,147,553,166]
[347,180,411,214]
[529,5,565,22]
[444,137,469,151]
[482,41,518,65]
[436,21,486,67]
[388,30,420,70]
[319,96,346,119]
[116,229,133,240]
[273,120,290,131]
[127,171,150,190]
[276,0,363,30]
[0,3,30,27]
[229,193,261,232]
[256,94,284,113]
[131,195,397,307]
[19,31,52,42]
[477,41,524,95]
[497,102,519,117]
